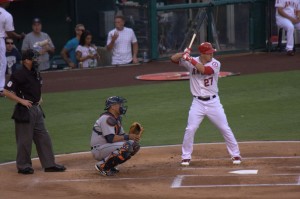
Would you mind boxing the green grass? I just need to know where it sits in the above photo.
[0,70,299,163]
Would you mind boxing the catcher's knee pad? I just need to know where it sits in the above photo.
[131,141,140,156]
[119,141,133,160]
[103,141,133,170]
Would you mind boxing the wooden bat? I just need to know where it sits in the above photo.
[188,33,196,49]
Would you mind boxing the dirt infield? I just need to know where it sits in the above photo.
[0,142,299,199]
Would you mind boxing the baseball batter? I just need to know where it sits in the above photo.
[275,0,300,55]
[90,96,141,176]
[171,42,241,166]
[0,0,24,95]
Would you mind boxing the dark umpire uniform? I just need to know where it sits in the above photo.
[3,49,66,174]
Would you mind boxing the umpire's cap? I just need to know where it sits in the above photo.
[22,49,39,61]
[104,96,127,110]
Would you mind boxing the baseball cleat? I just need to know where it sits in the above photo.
[110,167,120,173]
[232,157,242,165]
[181,159,190,166]
[95,164,116,176]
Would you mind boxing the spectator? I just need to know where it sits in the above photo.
[106,15,138,65]
[76,30,99,68]
[5,37,21,75]
[21,18,55,70]
[0,0,25,97]
[60,24,85,69]
[275,0,300,56]
[165,0,188,51]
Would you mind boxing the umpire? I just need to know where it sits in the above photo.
[3,49,66,174]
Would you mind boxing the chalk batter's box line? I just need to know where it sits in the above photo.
[171,174,300,188]
[192,156,300,161]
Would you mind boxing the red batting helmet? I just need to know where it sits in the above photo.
[198,42,216,54]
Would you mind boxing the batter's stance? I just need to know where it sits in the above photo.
[171,42,241,166]
[90,96,140,176]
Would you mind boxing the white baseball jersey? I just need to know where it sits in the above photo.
[179,57,220,97]
[0,7,15,38]
[90,113,125,147]
[107,27,137,65]
[275,0,300,18]
[0,7,15,91]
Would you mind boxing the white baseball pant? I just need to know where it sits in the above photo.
[276,17,300,51]
[0,38,7,91]
[182,96,241,160]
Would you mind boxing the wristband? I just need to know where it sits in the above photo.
[124,134,129,141]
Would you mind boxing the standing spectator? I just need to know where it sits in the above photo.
[76,30,99,68]
[5,37,21,75]
[106,15,138,65]
[166,0,188,51]
[3,49,66,174]
[60,24,85,69]
[0,0,25,97]
[275,0,300,56]
[22,18,55,71]
[170,42,241,166]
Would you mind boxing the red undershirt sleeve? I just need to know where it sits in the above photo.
[203,66,214,75]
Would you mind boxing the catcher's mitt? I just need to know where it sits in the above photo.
[129,122,144,137]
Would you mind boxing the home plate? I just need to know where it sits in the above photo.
[229,170,258,175]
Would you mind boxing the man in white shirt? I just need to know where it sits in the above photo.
[106,15,138,65]
[275,0,300,56]
[0,0,24,96]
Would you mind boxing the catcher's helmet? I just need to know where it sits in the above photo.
[198,42,216,54]
[104,96,127,115]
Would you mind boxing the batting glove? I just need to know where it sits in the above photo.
[182,53,198,66]
[184,48,191,54]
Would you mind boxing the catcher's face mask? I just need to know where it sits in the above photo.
[105,96,127,115]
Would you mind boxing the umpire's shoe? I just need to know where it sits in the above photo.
[18,167,34,175]
[44,164,66,172]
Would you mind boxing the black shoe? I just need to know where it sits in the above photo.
[0,91,5,98]
[44,164,66,172]
[18,167,34,174]
[287,50,295,56]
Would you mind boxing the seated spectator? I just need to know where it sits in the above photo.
[5,37,21,75]
[275,0,300,56]
[61,24,85,69]
[76,30,99,68]
[21,18,55,70]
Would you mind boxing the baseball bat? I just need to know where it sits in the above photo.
[188,33,196,49]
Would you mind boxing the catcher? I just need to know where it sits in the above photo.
[90,96,143,176]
